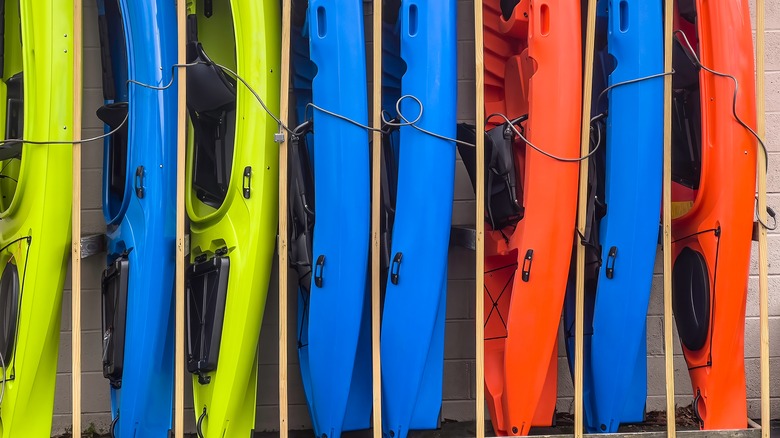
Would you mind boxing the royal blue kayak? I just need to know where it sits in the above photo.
[564,0,663,432]
[290,1,372,436]
[96,0,177,435]
[380,1,457,437]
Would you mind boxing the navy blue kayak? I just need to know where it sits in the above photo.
[290,1,373,436]
[564,0,663,432]
[96,0,177,436]
[380,1,457,437]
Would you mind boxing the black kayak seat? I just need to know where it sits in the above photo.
[186,16,238,209]
[96,101,129,131]
[186,41,236,115]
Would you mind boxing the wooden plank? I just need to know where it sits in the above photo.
[71,0,83,435]
[174,0,187,435]
[473,1,485,437]
[662,0,676,432]
[574,0,598,436]
[754,0,769,436]
[278,0,292,436]
[370,1,383,437]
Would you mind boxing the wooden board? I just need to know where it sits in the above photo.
[71,0,83,434]
[574,0,598,436]
[278,0,292,436]
[473,1,485,437]
[174,0,187,435]
[370,1,383,437]
[662,0,677,432]
[754,0,769,437]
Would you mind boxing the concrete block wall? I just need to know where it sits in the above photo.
[52,0,779,434]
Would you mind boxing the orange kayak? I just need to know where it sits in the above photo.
[670,0,757,429]
[463,0,582,435]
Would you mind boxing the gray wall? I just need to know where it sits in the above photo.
[52,0,780,434]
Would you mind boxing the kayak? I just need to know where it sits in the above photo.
[458,0,582,435]
[379,1,457,437]
[0,0,74,435]
[670,0,756,429]
[289,1,372,436]
[184,0,280,436]
[562,0,664,432]
[96,0,177,436]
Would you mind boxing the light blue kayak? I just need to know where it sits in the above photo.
[96,0,177,436]
[290,1,372,436]
[564,0,663,432]
[380,1,457,437]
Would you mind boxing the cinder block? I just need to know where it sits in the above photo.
[444,320,476,360]
[443,360,471,400]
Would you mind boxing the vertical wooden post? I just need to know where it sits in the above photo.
[574,1,598,436]
[71,0,83,435]
[754,0,769,436]
[278,0,292,436]
[174,0,187,436]
[370,1,383,437]
[473,1,485,437]
[661,0,677,433]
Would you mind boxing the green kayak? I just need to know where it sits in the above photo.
[184,0,280,436]
[0,0,74,436]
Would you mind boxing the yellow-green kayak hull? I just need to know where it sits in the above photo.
[0,0,74,436]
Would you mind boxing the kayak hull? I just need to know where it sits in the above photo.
[477,1,582,435]
[293,1,373,436]
[671,0,756,429]
[185,1,281,436]
[380,1,457,437]
[97,1,178,436]
[0,0,74,436]
[563,0,663,432]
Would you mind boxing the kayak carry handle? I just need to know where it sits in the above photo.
[242,166,252,199]
[521,249,533,282]
[314,255,325,288]
[605,246,617,279]
[390,252,403,285]
[134,166,145,199]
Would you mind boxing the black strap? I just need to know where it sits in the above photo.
[288,121,315,289]
[379,122,399,271]
[580,120,606,280]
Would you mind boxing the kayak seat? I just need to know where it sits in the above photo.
[457,122,523,231]
[0,72,23,161]
[672,247,711,352]
[97,102,130,204]
[186,29,237,210]
[383,0,401,26]
[101,255,129,389]
[677,0,696,23]
[672,39,700,91]
[186,255,229,384]
[0,261,18,368]
[671,38,702,190]
[500,0,521,20]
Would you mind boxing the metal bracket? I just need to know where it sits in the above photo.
[449,226,476,250]
[80,234,106,259]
